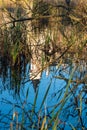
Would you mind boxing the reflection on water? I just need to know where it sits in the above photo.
[0,54,87,129]
[0,1,87,129]
[0,40,87,128]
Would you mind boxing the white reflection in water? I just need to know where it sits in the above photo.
[0,64,87,129]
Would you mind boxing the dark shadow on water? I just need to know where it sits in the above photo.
[0,2,87,128]
[0,49,87,129]
[0,52,29,94]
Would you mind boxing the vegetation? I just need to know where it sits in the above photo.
[0,0,87,129]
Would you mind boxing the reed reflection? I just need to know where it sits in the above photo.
[0,0,87,129]
[0,52,28,94]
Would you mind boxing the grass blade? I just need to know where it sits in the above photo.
[32,87,39,116]
[39,80,52,111]
[40,116,47,130]
[49,67,76,127]
[69,123,76,130]
[79,92,82,116]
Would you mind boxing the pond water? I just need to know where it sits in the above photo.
[0,1,87,129]
[0,57,87,129]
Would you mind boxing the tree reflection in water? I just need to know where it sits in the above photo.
[0,0,87,129]
[0,53,28,93]
[0,51,87,129]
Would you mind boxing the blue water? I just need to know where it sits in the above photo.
[0,64,87,129]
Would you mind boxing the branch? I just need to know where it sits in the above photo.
[0,14,67,27]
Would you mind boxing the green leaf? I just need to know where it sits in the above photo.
[31,87,39,116]
[39,80,52,111]
[49,67,76,126]
[52,117,59,130]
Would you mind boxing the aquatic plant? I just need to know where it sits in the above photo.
[0,0,87,130]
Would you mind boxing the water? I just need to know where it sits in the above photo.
[0,1,87,129]
[0,59,87,129]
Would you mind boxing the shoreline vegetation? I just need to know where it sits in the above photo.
[0,0,87,79]
[0,0,87,80]
[0,1,87,129]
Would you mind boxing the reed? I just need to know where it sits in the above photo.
[0,0,87,129]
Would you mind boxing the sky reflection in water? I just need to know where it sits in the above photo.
[0,62,87,129]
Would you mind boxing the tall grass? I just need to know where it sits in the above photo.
[0,0,87,130]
